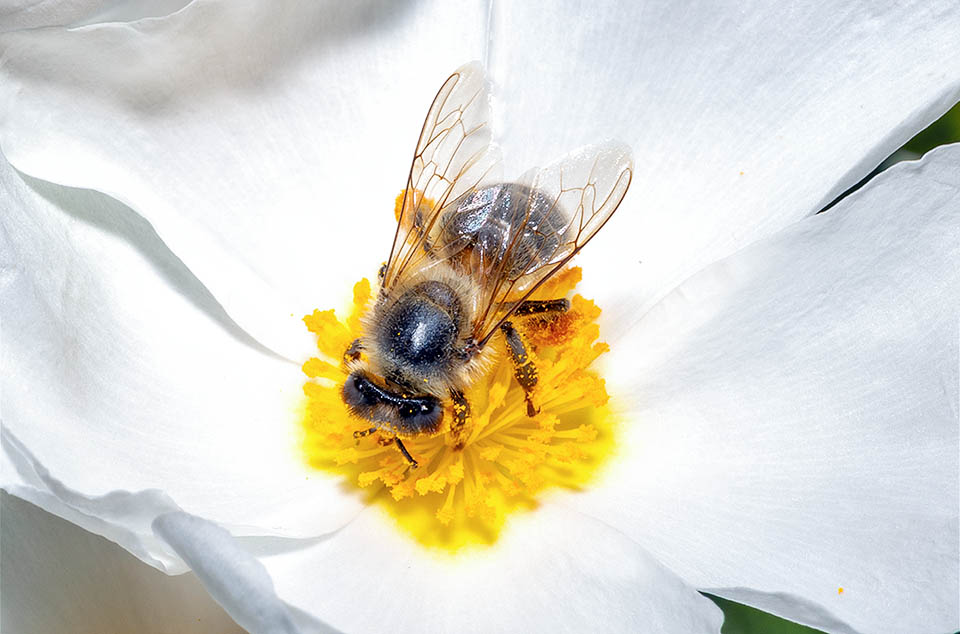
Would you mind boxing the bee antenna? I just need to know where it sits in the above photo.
[395,438,419,469]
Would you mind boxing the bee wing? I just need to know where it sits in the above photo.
[471,142,634,347]
[382,62,501,291]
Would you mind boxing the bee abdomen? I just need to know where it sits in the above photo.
[443,183,565,278]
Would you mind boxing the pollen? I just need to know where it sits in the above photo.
[300,269,616,552]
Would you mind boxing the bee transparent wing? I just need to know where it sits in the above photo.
[471,142,634,346]
[382,62,501,291]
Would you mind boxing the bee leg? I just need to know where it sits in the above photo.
[394,438,419,469]
[343,338,363,364]
[514,298,570,317]
[352,426,378,441]
[377,435,419,468]
[500,321,539,417]
[449,389,471,450]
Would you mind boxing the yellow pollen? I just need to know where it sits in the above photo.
[301,261,616,552]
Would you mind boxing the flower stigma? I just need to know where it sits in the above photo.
[300,197,617,552]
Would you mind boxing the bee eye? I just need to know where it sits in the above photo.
[342,371,380,409]
[391,395,443,435]
[397,402,418,418]
[397,398,435,419]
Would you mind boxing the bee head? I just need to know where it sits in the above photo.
[342,370,444,436]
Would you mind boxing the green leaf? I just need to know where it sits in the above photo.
[707,595,825,634]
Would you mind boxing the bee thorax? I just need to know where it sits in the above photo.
[373,280,465,389]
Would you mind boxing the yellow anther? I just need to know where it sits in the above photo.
[302,358,342,382]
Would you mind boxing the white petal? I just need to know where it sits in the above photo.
[0,156,364,542]
[156,502,724,634]
[153,511,301,633]
[0,0,190,32]
[489,2,960,338]
[1,492,244,634]
[3,3,959,354]
[571,144,960,633]
[0,0,488,356]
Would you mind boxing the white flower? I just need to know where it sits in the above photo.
[2,1,958,632]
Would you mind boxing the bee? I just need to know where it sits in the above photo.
[341,62,633,468]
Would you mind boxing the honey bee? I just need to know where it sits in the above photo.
[341,62,633,467]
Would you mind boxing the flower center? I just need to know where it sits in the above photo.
[300,266,616,552]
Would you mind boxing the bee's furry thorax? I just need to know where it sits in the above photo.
[355,261,496,399]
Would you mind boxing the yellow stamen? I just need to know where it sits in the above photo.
[301,263,616,552]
